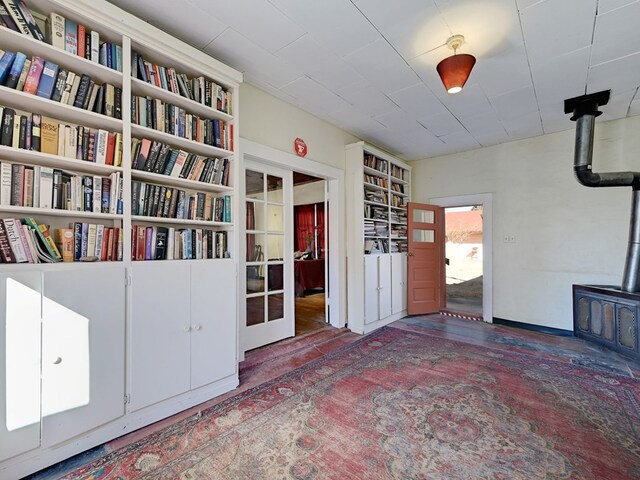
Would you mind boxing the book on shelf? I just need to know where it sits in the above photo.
[0,108,123,164]
[45,12,65,49]
[131,224,227,261]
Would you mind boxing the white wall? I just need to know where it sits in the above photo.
[411,115,640,330]
[239,83,359,170]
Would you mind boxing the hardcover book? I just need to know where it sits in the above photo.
[64,18,78,55]
[4,51,26,89]
[35,60,58,99]
[22,56,44,95]
[46,12,65,49]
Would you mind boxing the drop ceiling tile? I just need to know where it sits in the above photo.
[473,45,533,98]
[437,129,482,150]
[190,0,305,53]
[592,2,640,65]
[306,60,366,92]
[280,76,354,114]
[438,84,493,118]
[204,29,303,88]
[417,111,464,137]
[520,0,597,62]
[588,51,640,95]
[458,110,510,146]
[373,109,426,132]
[108,0,227,49]
[275,34,339,74]
[515,0,547,10]
[530,47,591,105]
[597,0,640,15]
[490,85,539,121]
[538,102,573,134]
[337,83,399,117]
[388,83,447,118]
[502,111,543,139]
[267,0,379,57]
[345,38,420,94]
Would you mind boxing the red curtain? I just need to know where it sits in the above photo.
[294,202,326,258]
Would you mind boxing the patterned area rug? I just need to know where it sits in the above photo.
[60,326,640,479]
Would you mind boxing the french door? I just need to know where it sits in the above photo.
[241,161,294,352]
[407,202,445,314]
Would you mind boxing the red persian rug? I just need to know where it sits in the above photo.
[60,326,640,479]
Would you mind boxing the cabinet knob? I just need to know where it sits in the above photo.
[183,326,191,332]
[53,357,62,365]
[194,324,202,331]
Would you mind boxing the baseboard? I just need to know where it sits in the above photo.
[493,317,574,337]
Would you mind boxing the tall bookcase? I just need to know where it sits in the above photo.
[0,1,241,478]
[346,141,411,334]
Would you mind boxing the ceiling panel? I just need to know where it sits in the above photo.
[345,39,421,95]
[591,1,640,66]
[108,0,639,160]
[108,0,227,49]
[204,28,302,89]
[190,0,305,54]
[268,0,379,57]
[519,0,598,63]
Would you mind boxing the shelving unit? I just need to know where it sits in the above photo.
[0,1,241,478]
[346,141,411,334]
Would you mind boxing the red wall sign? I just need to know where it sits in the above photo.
[294,137,307,157]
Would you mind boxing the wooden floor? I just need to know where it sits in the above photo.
[295,291,326,335]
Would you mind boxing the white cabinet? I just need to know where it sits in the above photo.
[130,260,236,411]
[391,253,407,314]
[364,255,392,324]
[347,142,411,334]
[0,266,125,460]
[41,266,125,447]
[0,272,41,463]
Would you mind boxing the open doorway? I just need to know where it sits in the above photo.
[443,205,483,320]
[293,172,327,335]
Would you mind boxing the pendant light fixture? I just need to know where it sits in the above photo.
[436,35,476,94]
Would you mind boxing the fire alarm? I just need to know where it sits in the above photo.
[294,138,307,157]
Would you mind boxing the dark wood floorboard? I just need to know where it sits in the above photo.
[295,291,326,335]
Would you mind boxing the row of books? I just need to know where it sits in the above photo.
[47,12,122,71]
[391,182,405,194]
[390,195,407,208]
[365,190,388,204]
[389,239,406,254]
[364,238,388,255]
[364,174,387,188]
[131,181,231,222]
[131,138,230,185]
[0,161,122,213]
[57,222,123,262]
[364,204,388,220]
[364,154,388,173]
[0,216,61,263]
[0,107,123,164]
[0,0,45,42]
[131,95,233,151]
[132,51,230,114]
[390,164,408,181]
[132,225,228,261]
[0,49,122,118]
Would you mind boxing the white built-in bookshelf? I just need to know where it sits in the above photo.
[346,141,411,335]
[0,1,241,478]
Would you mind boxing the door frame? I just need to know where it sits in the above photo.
[429,193,493,323]
[238,139,346,359]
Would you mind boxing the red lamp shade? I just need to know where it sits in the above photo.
[436,53,476,94]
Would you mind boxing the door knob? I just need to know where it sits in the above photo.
[407,252,415,257]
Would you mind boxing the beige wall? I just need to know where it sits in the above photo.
[411,115,640,330]
[239,83,359,170]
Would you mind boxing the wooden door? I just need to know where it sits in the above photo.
[407,203,445,314]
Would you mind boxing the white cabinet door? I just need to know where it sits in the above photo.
[0,272,42,462]
[378,255,392,319]
[364,255,379,324]
[190,260,236,389]
[42,266,125,447]
[130,262,191,411]
[391,253,407,314]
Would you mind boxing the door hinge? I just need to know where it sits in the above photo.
[124,394,130,404]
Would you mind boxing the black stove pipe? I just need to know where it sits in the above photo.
[565,90,640,292]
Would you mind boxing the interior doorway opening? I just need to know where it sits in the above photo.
[293,172,328,336]
[443,205,483,320]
